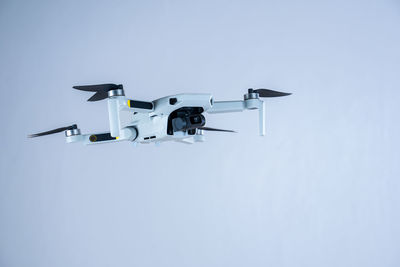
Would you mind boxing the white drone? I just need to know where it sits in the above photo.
[29,84,291,145]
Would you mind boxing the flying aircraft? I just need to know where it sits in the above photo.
[28,84,291,145]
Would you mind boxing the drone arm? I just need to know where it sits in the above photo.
[107,96,154,137]
[66,127,137,145]
[207,99,266,136]
[108,97,121,137]
[259,101,265,136]
[207,100,246,113]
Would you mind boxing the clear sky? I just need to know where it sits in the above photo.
[0,0,399,266]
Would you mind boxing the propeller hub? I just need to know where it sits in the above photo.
[196,129,204,135]
[65,128,81,137]
[108,89,125,98]
[244,91,259,100]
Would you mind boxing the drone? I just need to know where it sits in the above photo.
[29,84,291,145]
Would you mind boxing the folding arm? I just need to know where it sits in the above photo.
[107,94,154,137]
[65,127,138,145]
[72,84,154,138]
[207,98,265,136]
[207,100,246,113]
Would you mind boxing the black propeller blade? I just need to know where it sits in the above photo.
[28,124,77,138]
[249,88,291,97]
[73,84,123,102]
[198,127,236,133]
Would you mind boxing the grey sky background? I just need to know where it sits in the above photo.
[1,0,399,266]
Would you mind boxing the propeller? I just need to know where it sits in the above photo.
[198,127,236,133]
[248,88,291,97]
[73,84,123,101]
[28,124,78,138]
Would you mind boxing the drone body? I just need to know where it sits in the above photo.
[29,84,290,145]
